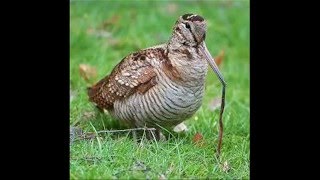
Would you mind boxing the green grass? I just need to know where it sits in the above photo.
[70,0,249,179]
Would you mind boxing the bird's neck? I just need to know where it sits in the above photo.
[165,36,208,86]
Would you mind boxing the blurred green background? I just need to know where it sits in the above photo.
[70,0,249,179]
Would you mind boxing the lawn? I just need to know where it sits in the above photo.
[70,0,249,179]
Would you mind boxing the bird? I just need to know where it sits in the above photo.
[88,13,226,151]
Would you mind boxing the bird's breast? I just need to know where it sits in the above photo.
[110,48,209,127]
[111,68,206,128]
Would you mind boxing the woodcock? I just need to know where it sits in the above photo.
[88,13,226,153]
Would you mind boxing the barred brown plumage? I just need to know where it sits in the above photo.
[88,13,226,154]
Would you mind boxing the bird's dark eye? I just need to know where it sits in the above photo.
[185,23,191,29]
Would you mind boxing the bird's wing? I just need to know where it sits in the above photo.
[88,46,167,110]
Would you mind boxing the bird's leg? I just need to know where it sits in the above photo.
[146,128,158,141]
[146,128,166,141]
[158,130,166,141]
[132,130,138,142]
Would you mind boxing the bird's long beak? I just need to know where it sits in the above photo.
[199,42,226,86]
[199,41,227,156]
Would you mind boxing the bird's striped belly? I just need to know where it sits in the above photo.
[111,74,205,128]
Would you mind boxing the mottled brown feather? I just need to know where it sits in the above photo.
[136,76,157,94]
[162,60,182,82]
[88,49,161,110]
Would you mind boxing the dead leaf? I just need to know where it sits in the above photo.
[221,161,231,172]
[104,37,123,49]
[79,64,97,83]
[99,15,120,29]
[86,28,112,38]
[173,122,188,132]
[86,28,94,34]
[130,11,137,21]
[208,97,222,111]
[108,38,121,46]
[165,163,174,176]
[192,132,204,146]
[219,0,234,8]
[82,111,96,120]
[159,174,166,180]
[214,50,225,67]
[167,3,178,14]
[159,162,174,179]
[88,16,121,47]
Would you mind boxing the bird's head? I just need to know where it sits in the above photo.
[170,13,226,85]
[172,13,207,47]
